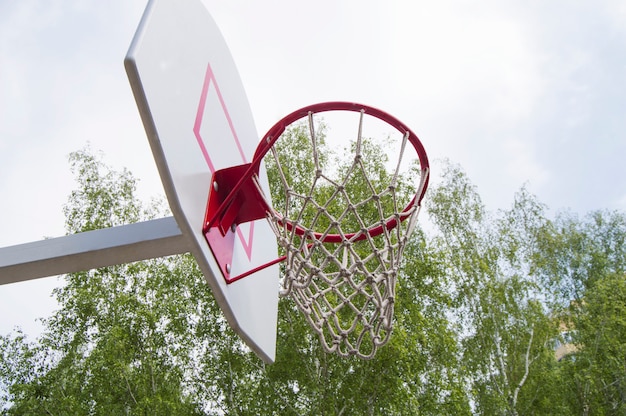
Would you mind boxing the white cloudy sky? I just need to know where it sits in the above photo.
[1,0,625,337]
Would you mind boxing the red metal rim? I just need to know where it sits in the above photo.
[253,101,430,243]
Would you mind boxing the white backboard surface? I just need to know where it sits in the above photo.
[125,0,278,363]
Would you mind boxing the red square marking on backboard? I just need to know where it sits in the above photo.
[193,63,255,260]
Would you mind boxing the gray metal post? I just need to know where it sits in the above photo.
[0,216,190,285]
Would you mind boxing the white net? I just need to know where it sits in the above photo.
[260,107,428,359]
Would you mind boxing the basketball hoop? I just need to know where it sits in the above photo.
[203,102,429,359]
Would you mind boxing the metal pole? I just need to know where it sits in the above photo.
[0,216,190,285]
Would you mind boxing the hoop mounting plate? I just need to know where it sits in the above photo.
[203,164,269,283]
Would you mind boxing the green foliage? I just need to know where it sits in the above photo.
[428,163,626,415]
[1,140,625,414]
[1,142,467,414]
[64,149,144,231]
[553,272,626,415]
[427,162,561,415]
[534,210,626,305]
[578,273,626,413]
[532,210,626,414]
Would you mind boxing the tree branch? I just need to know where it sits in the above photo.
[512,327,534,411]
[490,310,510,392]
[124,373,138,405]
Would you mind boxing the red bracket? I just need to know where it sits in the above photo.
[202,163,269,283]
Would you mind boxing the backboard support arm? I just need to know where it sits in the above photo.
[0,216,190,285]
[203,163,271,283]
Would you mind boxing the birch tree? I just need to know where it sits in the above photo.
[427,162,559,415]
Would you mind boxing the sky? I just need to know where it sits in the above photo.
[1,0,625,338]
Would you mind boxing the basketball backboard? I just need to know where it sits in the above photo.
[124,0,279,363]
